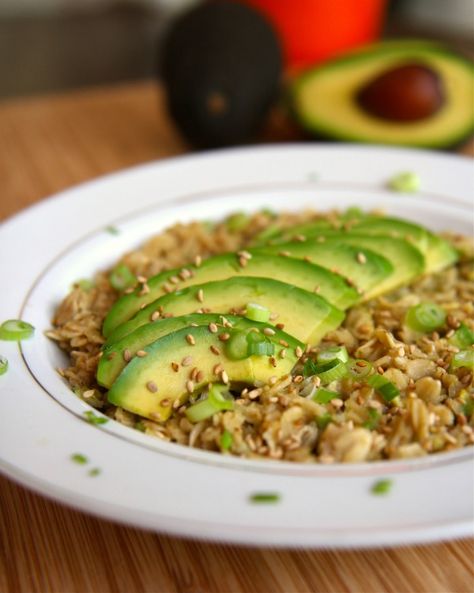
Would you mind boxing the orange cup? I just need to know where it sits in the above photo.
[238,0,387,70]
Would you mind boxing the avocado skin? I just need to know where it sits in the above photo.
[291,41,474,149]
[160,1,282,148]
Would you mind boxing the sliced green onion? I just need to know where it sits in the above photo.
[371,479,393,495]
[347,358,373,379]
[84,411,108,425]
[450,323,474,349]
[0,320,35,341]
[363,408,380,430]
[185,384,234,423]
[220,429,233,451]
[249,492,280,504]
[312,388,340,404]
[105,225,120,235]
[450,350,474,371]
[109,264,136,292]
[303,359,347,384]
[405,302,446,333]
[71,453,88,465]
[463,397,474,418]
[245,302,271,323]
[317,346,349,364]
[88,468,101,477]
[0,355,8,376]
[74,279,94,291]
[248,340,274,356]
[225,330,250,360]
[367,374,400,402]
[226,212,249,232]
[316,413,333,430]
[387,171,420,193]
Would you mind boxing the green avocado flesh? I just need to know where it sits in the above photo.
[253,242,393,301]
[98,313,224,388]
[107,318,302,421]
[103,252,358,337]
[106,276,344,346]
[261,232,424,298]
[264,215,457,275]
[292,41,474,148]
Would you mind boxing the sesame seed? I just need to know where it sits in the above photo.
[161,398,171,408]
[138,284,150,296]
[331,398,343,409]
[151,311,161,321]
[278,250,290,257]
[83,389,95,399]
[136,350,148,358]
[137,275,147,283]
[314,285,321,294]
[295,346,303,358]
[172,399,181,409]
[270,356,277,368]
[279,339,289,347]
[181,356,193,367]
[196,371,204,383]
[123,349,132,362]
[294,234,306,242]
[139,303,147,310]
[190,367,198,381]
[194,255,202,267]
[124,287,135,294]
[219,332,230,342]
[276,323,285,330]
[238,256,247,268]
[162,312,174,318]
[208,322,218,333]
[162,283,172,293]
[186,380,194,394]
[213,363,224,375]
[170,276,180,284]
[197,289,204,303]
[237,250,252,260]
[293,375,304,383]
[210,345,220,355]
[263,327,275,336]
[356,252,367,264]
[146,381,158,393]
[280,349,287,359]
[268,312,279,321]
[171,362,179,372]
[221,370,229,384]
[248,388,262,399]
[186,334,196,345]
[180,268,192,280]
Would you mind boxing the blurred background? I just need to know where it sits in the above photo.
[2,0,472,99]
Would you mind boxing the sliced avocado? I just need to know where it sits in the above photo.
[291,40,474,148]
[107,318,302,421]
[254,242,393,301]
[283,232,424,297]
[106,276,344,346]
[98,313,222,388]
[256,214,457,275]
[103,252,356,337]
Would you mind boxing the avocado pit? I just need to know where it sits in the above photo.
[356,62,445,122]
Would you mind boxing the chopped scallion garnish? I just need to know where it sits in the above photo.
[109,264,136,292]
[220,429,233,451]
[405,302,446,333]
[303,359,347,384]
[367,374,400,402]
[0,355,8,376]
[226,212,249,232]
[88,468,101,477]
[363,408,380,430]
[387,171,420,193]
[105,225,120,235]
[225,331,250,360]
[450,323,474,349]
[71,453,88,465]
[245,302,271,323]
[84,411,108,425]
[312,388,340,404]
[346,358,373,379]
[450,350,474,371]
[0,319,35,341]
[317,345,349,364]
[249,492,280,504]
[248,340,274,356]
[371,479,393,495]
[185,384,234,423]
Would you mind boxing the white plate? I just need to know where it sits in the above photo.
[0,144,473,548]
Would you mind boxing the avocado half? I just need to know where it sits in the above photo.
[291,40,474,148]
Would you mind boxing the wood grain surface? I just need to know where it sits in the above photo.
[0,81,473,593]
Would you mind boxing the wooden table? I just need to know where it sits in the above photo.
[0,81,473,593]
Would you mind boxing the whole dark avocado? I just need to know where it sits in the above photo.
[160,1,282,148]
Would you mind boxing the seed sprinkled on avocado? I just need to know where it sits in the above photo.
[208,322,218,333]
[146,381,158,393]
[181,356,193,366]
[186,334,196,346]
